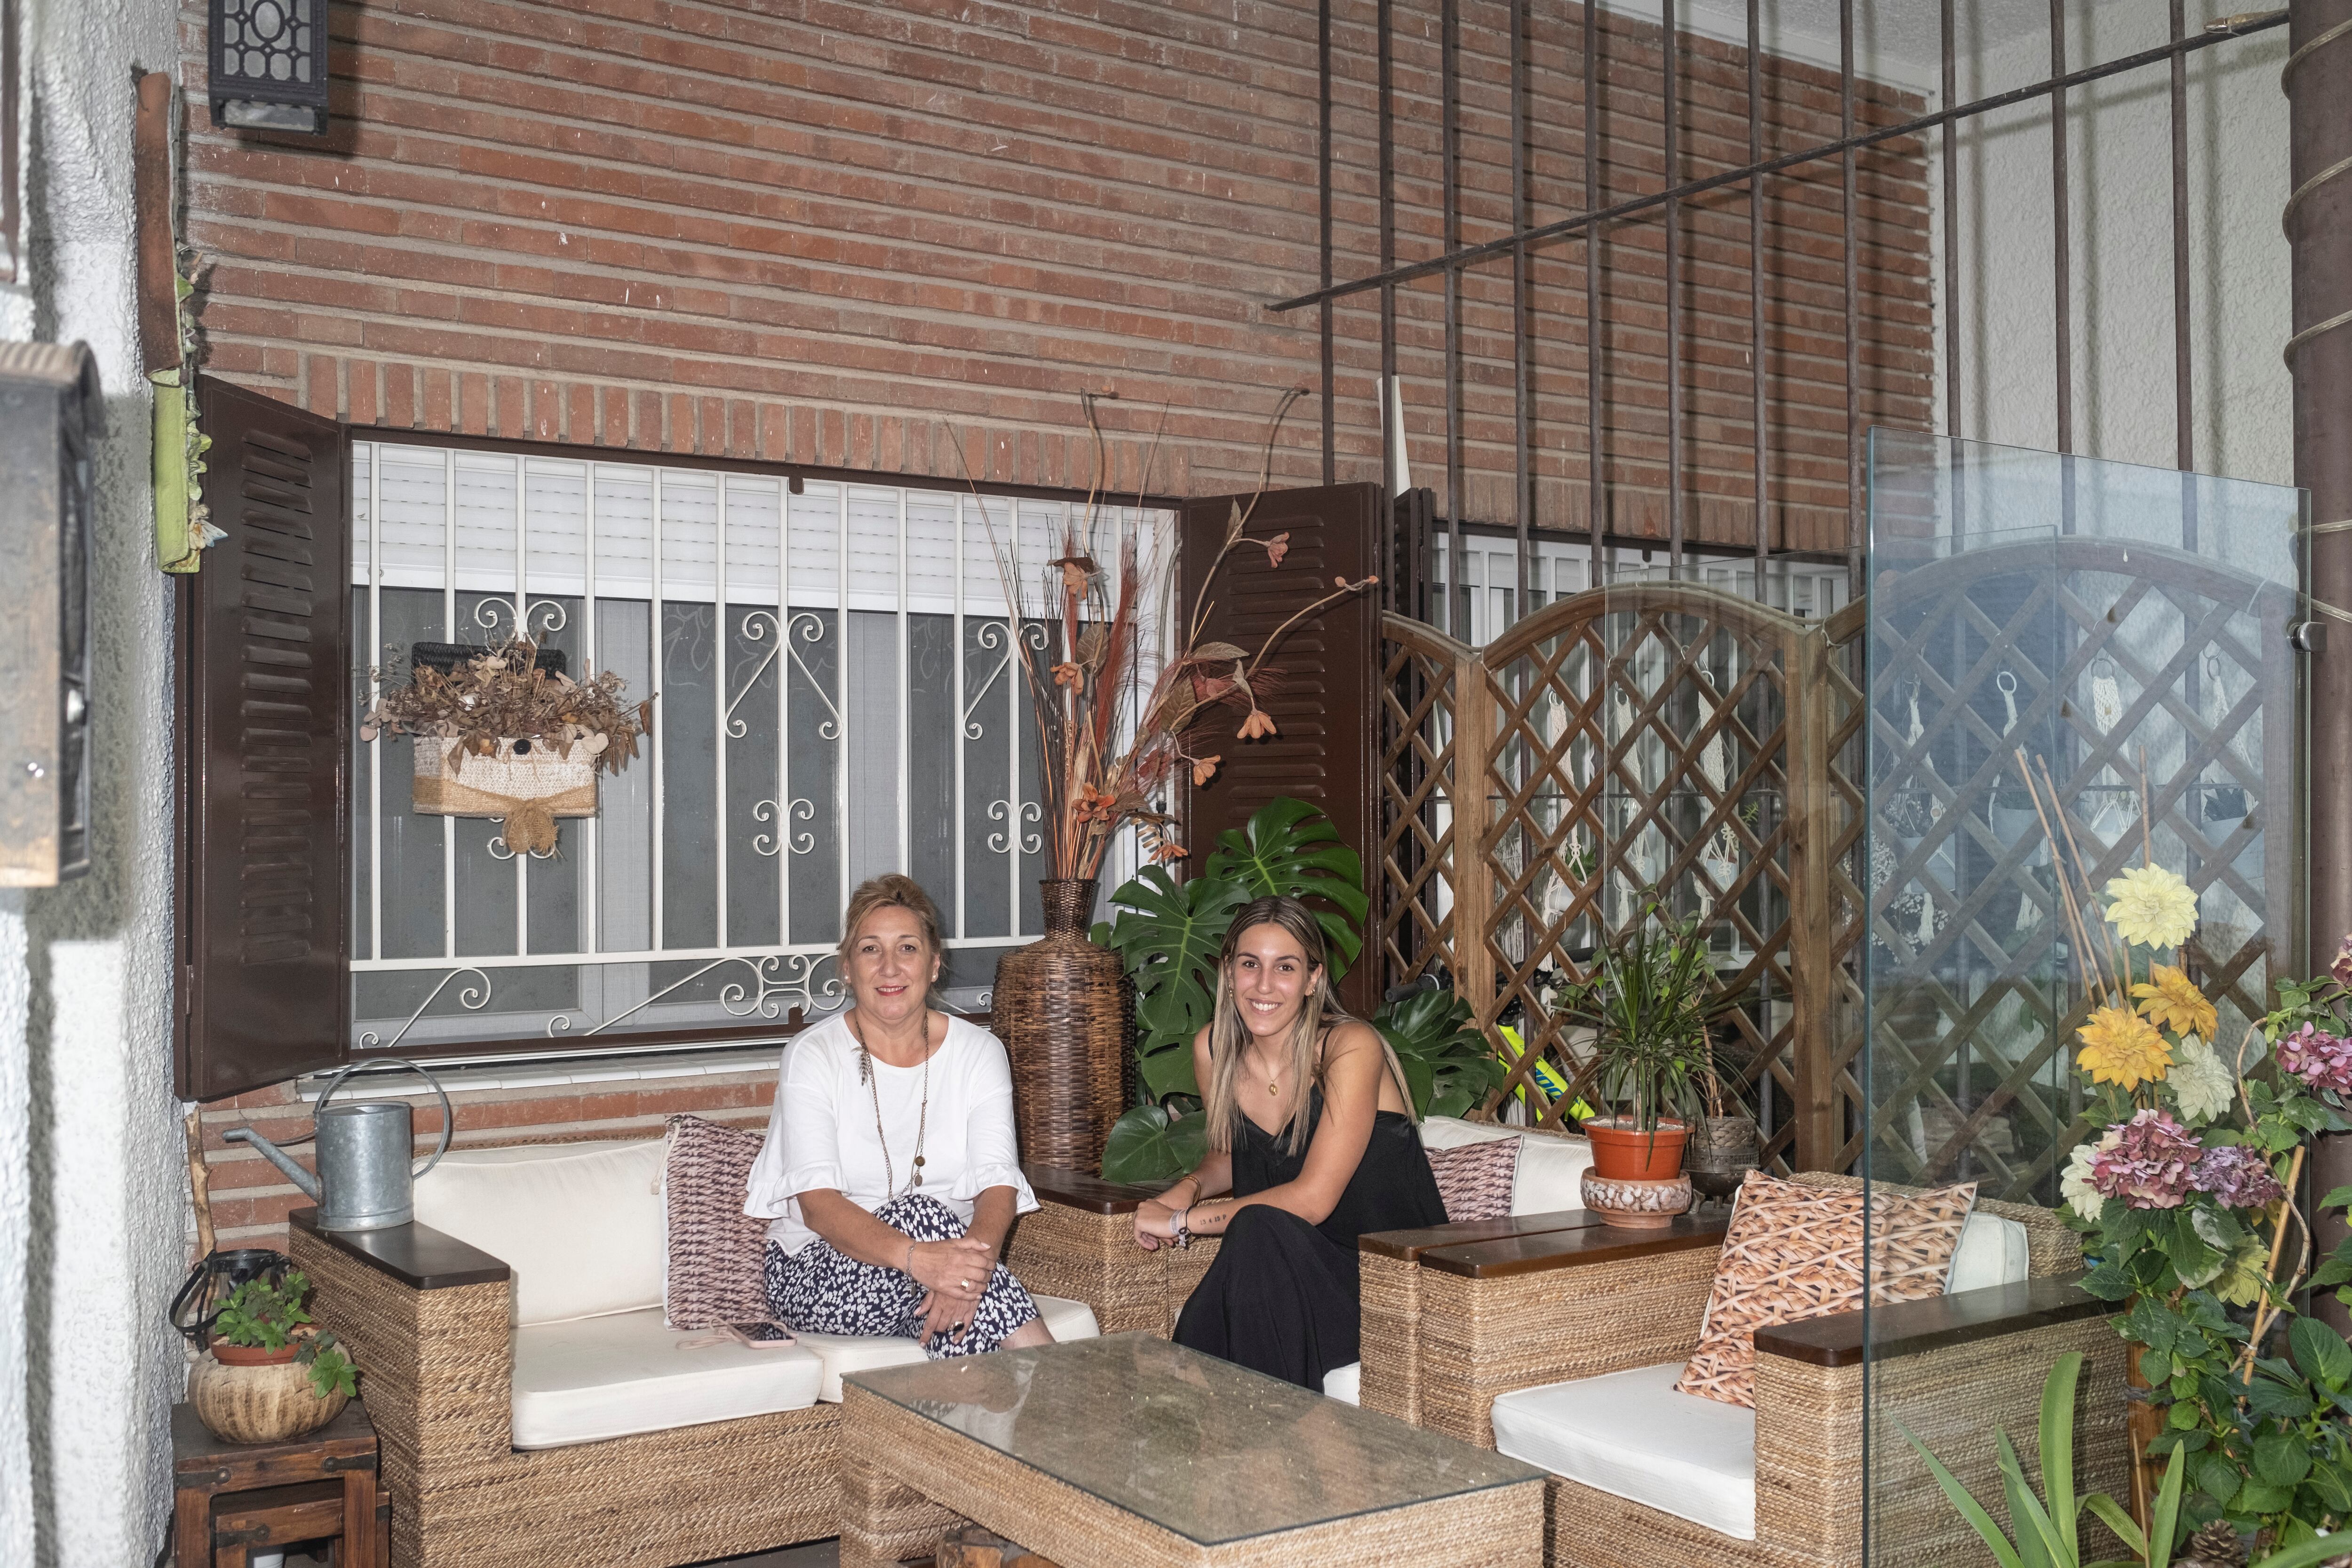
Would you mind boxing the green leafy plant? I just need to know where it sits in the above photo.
[1550,896,1742,1134]
[213,1272,358,1401]
[1905,1353,2350,1568]
[1203,796,1368,979]
[1096,795,1477,1182]
[1093,867,1248,1102]
[1376,987,1506,1121]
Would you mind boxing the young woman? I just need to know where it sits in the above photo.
[1132,895,1446,1389]
[745,874,1054,1357]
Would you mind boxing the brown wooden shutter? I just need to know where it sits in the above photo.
[176,379,349,1101]
[1179,482,1383,1016]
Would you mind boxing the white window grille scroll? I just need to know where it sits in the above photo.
[349,441,1174,1055]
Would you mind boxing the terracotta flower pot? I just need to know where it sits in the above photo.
[1583,1116,1691,1181]
[190,1340,347,1444]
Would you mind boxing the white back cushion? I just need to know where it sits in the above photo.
[1945,1210,2031,1294]
[1419,1116,1593,1217]
[413,1140,667,1326]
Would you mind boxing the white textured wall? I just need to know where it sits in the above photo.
[3,0,184,1563]
[1946,0,2293,482]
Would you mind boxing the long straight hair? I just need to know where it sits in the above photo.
[1204,896,1412,1155]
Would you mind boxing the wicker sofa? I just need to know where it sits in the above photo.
[1377,1174,2128,1568]
[292,1139,1100,1568]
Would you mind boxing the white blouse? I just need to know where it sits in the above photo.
[744,1011,1039,1255]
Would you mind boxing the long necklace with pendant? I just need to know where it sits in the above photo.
[852,1012,930,1197]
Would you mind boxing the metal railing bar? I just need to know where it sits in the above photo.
[1586,0,1605,596]
[2051,0,2073,459]
[716,470,731,951]
[367,444,382,965]
[1270,10,2288,314]
[1942,0,1959,442]
[583,465,599,956]
[1841,0,1860,583]
[1751,0,1768,576]
[1663,0,1683,580]
[514,455,529,955]
[652,466,667,952]
[1377,0,1396,509]
[1320,0,1335,487]
[442,447,456,961]
[1443,0,1466,633]
[1511,0,1530,611]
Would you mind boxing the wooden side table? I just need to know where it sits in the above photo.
[172,1401,380,1567]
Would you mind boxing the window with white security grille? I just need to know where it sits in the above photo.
[348,441,1173,1057]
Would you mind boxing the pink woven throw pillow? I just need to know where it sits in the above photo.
[1675,1171,1976,1408]
[662,1113,773,1329]
[1426,1135,1519,1223]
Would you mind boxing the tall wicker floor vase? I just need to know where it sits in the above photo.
[993,879,1132,1171]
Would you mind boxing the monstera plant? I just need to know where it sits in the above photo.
[1095,796,1496,1182]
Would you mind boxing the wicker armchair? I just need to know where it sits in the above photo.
[1397,1177,2127,1568]
[289,1211,840,1568]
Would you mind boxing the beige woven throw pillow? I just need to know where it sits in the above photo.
[1674,1171,1977,1408]
[662,1113,774,1329]
[1426,1136,1519,1222]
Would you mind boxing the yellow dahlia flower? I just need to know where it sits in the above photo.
[2078,1006,2173,1090]
[2103,864,2198,950]
[2132,964,2218,1040]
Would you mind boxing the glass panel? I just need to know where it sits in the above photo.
[1861,431,2306,1564]
[846,1335,1542,1546]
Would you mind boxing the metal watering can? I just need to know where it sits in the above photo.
[227,1059,453,1232]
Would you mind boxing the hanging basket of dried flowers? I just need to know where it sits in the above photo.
[362,638,651,857]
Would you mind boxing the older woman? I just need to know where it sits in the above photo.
[746,874,1053,1356]
[1131,895,1446,1390]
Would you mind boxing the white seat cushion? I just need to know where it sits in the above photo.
[510,1306,824,1449]
[1492,1362,1757,1541]
[1418,1116,1592,1217]
[1322,1361,1362,1404]
[800,1294,1102,1402]
[1946,1210,2030,1293]
[414,1139,667,1326]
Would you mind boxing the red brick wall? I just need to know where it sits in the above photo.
[180,0,1927,541]
[179,0,1929,1247]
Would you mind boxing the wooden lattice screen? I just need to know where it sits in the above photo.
[1379,545,2296,1201]
[1378,586,1865,1176]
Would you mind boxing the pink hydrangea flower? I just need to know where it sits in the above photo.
[2277,1023,2352,1097]
[2333,931,2352,990]
[2191,1144,2286,1210]
[2089,1109,2201,1210]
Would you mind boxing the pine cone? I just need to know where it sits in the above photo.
[2174,1521,2246,1568]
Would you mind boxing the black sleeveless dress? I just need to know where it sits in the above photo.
[1171,1086,1448,1390]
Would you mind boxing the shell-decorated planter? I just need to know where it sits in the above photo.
[412,733,604,855]
[1579,1170,1694,1230]
[189,1344,349,1444]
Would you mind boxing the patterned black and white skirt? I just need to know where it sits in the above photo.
[763,1192,1041,1358]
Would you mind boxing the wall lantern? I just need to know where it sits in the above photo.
[208,0,328,135]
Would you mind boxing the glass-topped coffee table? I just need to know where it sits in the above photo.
[840,1333,1545,1568]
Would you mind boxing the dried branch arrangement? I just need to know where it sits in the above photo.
[947,389,1376,882]
[362,637,651,775]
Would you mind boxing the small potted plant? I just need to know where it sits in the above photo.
[1553,897,1746,1227]
[187,1271,357,1444]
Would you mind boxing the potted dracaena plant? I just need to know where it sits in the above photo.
[1552,894,1747,1227]
[187,1271,358,1444]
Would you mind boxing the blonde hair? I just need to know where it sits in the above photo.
[838,874,949,1012]
[1204,897,1412,1155]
